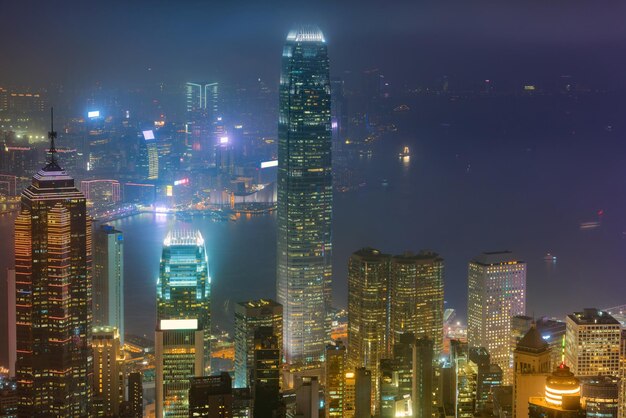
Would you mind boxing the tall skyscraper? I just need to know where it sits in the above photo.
[512,325,552,418]
[326,341,346,418]
[355,368,372,418]
[186,82,219,121]
[127,371,143,418]
[92,326,124,417]
[14,123,93,417]
[347,248,390,409]
[252,327,282,417]
[565,309,621,377]
[234,299,282,388]
[413,337,434,418]
[467,251,526,383]
[93,224,124,344]
[155,230,211,418]
[6,268,16,378]
[276,25,332,365]
[389,251,444,354]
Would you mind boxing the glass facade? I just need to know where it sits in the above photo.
[14,153,93,417]
[276,25,332,365]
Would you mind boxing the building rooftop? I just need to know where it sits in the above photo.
[286,25,325,43]
[516,325,549,353]
[472,251,523,266]
[567,308,620,326]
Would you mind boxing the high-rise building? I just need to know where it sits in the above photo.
[345,371,356,418]
[326,341,346,418]
[93,224,124,344]
[157,230,211,371]
[6,269,16,378]
[580,376,619,418]
[92,326,125,417]
[189,373,233,418]
[14,126,93,417]
[389,251,444,354]
[252,327,281,417]
[413,337,434,418]
[528,364,585,418]
[565,309,621,377]
[186,82,219,121]
[276,25,332,365]
[127,371,143,418]
[469,347,503,413]
[234,299,283,388]
[467,251,526,383]
[511,315,566,372]
[379,334,414,418]
[295,376,321,418]
[156,230,210,418]
[355,368,372,418]
[347,248,390,408]
[513,325,552,418]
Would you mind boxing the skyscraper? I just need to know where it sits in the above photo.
[234,299,283,388]
[347,248,390,409]
[467,251,526,383]
[185,82,219,122]
[252,327,282,417]
[413,337,434,418]
[276,25,332,365]
[127,371,143,418]
[389,251,444,354]
[326,341,346,418]
[565,309,620,377]
[155,230,211,418]
[92,326,124,417]
[14,122,93,417]
[93,224,124,345]
[188,373,233,418]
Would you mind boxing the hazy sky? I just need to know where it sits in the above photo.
[2,0,626,89]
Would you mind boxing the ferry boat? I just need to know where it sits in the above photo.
[399,146,411,159]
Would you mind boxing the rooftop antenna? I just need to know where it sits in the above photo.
[48,107,57,164]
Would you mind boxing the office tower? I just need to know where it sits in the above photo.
[6,269,15,377]
[157,230,211,371]
[232,388,254,418]
[456,354,477,418]
[234,299,283,388]
[0,377,18,418]
[345,371,356,418]
[467,251,526,383]
[390,251,444,354]
[156,230,210,417]
[186,82,219,121]
[94,224,124,345]
[528,364,584,418]
[127,371,143,418]
[142,132,159,180]
[252,327,281,417]
[189,373,233,418]
[348,248,390,408]
[469,348,503,413]
[378,334,414,418]
[413,337,434,418]
[580,376,619,418]
[295,377,320,418]
[276,25,332,365]
[565,309,620,377]
[92,326,125,417]
[326,341,346,418]
[511,315,566,371]
[14,125,93,417]
[355,368,372,418]
[513,325,552,418]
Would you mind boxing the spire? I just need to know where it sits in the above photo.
[43,107,62,172]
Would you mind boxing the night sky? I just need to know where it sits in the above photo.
[2,0,626,89]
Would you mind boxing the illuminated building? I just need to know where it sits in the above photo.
[6,268,15,378]
[276,25,332,365]
[565,309,620,377]
[467,251,526,384]
[347,248,390,411]
[252,327,281,417]
[345,371,356,418]
[141,131,159,180]
[14,125,93,417]
[325,341,346,418]
[0,377,18,418]
[379,334,414,418]
[155,230,211,418]
[580,376,619,418]
[93,224,124,345]
[80,179,121,209]
[127,371,143,418]
[234,299,282,388]
[528,364,584,418]
[155,319,204,418]
[390,251,444,355]
[185,82,219,121]
[188,373,232,418]
[456,353,477,418]
[513,325,552,418]
[92,326,124,417]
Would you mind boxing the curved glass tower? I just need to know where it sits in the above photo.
[277,25,332,365]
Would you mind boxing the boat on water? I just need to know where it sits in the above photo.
[399,146,411,160]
